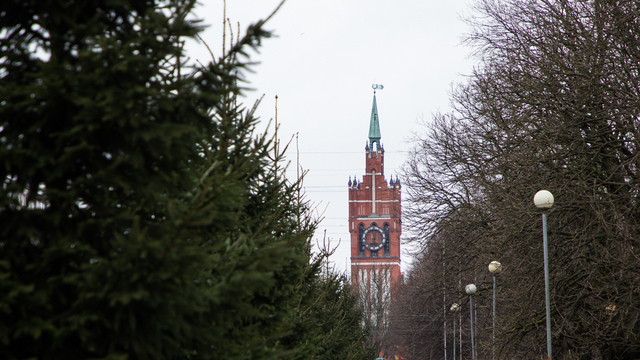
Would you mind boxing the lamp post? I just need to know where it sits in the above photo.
[450,303,460,360]
[534,190,554,360]
[465,284,477,360]
[488,261,502,360]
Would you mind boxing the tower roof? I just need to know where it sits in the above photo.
[368,93,381,149]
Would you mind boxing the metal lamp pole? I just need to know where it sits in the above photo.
[450,303,460,360]
[534,190,554,360]
[488,261,502,360]
[465,284,477,360]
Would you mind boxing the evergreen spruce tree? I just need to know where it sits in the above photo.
[0,1,315,359]
[281,249,378,360]
[1,1,378,360]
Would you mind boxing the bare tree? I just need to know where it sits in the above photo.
[355,263,394,354]
[396,0,640,359]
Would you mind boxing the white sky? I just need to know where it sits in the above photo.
[185,0,476,275]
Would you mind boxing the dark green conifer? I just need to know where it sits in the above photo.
[0,1,310,359]
[1,1,374,360]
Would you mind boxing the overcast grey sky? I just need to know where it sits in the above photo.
[185,0,476,274]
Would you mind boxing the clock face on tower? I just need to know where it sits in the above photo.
[362,225,387,251]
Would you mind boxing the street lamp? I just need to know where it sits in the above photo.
[534,190,554,360]
[488,261,502,360]
[465,284,477,360]
[450,303,460,360]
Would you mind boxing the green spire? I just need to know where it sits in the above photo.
[368,93,381,150]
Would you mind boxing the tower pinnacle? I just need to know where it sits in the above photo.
[369,84,383,150]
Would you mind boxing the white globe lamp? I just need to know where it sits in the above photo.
[534,190,554,208]
[465,284,477,295]
[488,260,502,274]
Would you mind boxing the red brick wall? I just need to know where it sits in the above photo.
[349,147,402,288]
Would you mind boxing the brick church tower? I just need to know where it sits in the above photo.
[348,86,402,328]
